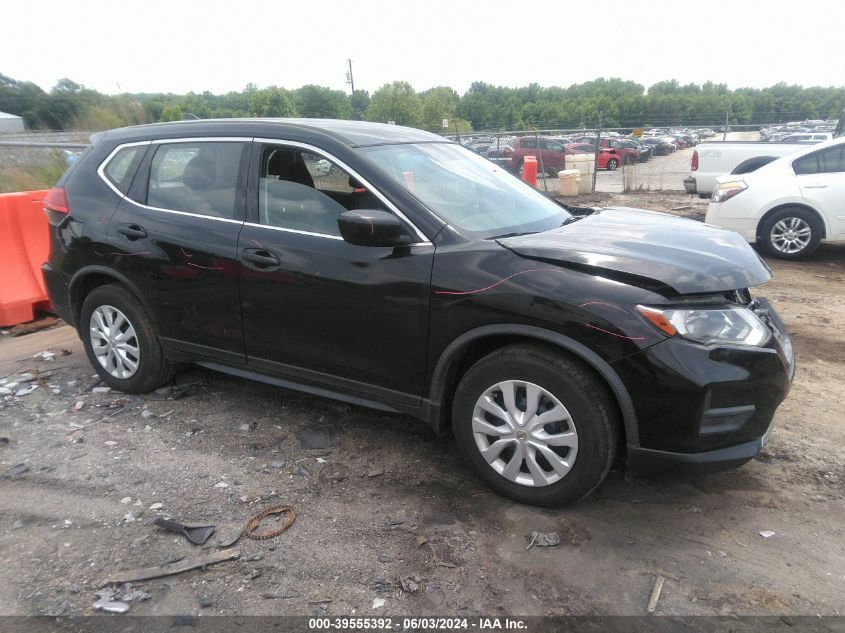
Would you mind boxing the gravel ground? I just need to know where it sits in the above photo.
[0,191,843,618]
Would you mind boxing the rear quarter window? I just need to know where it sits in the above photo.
[103,145,146,194]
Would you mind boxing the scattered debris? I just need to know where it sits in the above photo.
[297,429,331,449]
[647,575,665,614]
[243,504,295,540]
[525,531,561,549]
[199,595,215,608]
[5,463,29,478]
[10,317,59,337]
[216,530,242,549]
[153,517,216,545]
[123,590,151,602]
[92,598,130,614]
[101,548,240,585]
[400,575,421,593]
[372,598,385,609]
[759,530,776,539]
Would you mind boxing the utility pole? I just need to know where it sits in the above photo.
[592,110,603,192]
[345,59,355,95]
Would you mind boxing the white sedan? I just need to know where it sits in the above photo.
[706,136,845,259]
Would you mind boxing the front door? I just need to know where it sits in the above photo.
[237,141,434,405]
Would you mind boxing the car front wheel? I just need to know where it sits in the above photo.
[452,344,617,507]
[758,208,822,260]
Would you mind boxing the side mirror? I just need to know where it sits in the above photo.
[337,210,407,247]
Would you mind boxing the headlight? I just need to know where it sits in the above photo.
[711,179,747,203]
[637,305,770,346]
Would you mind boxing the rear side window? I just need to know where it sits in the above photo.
[793,146,845,175]
[103,146,145,194]
[147,142,243,219]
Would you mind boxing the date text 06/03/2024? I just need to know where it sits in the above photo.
[308,617,527,630]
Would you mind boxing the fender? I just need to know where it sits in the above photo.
[424,324,640,447]
[67,265,160,331]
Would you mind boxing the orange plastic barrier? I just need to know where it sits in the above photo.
[0,190,52,326]
[522,156,538,187]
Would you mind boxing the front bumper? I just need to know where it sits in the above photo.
[614,298,794,476]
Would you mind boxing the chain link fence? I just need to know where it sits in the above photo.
[0,122,827,196]
[444,125,769,196]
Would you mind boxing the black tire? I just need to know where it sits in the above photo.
[606,158,618,171]
[80,284,175,393]
[451,344,617,507]
[757,207,822,260]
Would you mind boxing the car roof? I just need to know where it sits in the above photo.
[95,118,448,148]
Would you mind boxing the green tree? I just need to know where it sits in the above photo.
[247,87,296,118]
[365,81,421,126]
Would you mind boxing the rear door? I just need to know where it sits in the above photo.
[237,140,434,405]
[106,138,249,363]
[793,144,845,239]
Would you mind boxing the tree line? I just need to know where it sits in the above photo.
[2,73,843,134]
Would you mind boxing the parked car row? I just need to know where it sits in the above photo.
[760,119,837,142]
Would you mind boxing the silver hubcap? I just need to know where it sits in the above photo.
[89,305,140,379]
[472,380,578,487]
[771,217,811,254]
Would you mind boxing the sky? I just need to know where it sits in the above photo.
[2,0,842,96]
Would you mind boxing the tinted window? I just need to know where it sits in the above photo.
[258,147,387,237]
[147,142,243,219]
[793,146,845,175]
[104,146,145,194]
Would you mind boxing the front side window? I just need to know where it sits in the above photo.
[794,145,845,175]
[104,145,145,194]
[359,142,570,239]
[147,142,243,219]
[258,146,387,236]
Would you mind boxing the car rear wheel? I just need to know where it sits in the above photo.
[81,284,176,393]
[452,344,617,507]
[758,208,822,260]
[606,158,618,171]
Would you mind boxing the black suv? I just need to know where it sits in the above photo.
[42,119,794,507]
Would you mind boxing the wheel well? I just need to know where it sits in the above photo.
[432,335,627,455]
[69,273,138,328]
[757,203,827,240]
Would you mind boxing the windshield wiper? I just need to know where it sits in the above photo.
[487,231,539,240]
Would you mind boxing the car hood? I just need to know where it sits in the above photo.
[498,207,771,295]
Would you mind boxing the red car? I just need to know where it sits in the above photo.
[565,143,622,171]
[500,137,571,176]
[574,137,640,164]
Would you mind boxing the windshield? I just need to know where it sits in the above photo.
[358,143,570,239]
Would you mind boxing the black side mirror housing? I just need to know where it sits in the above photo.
[337,210,408,247]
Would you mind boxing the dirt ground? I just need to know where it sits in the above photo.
[1,191,843,618]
